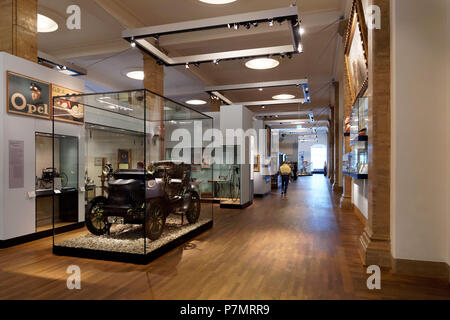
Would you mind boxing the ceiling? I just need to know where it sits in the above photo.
[37,0,349,130]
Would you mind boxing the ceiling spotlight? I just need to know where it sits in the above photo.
[186,99,207,105]
[199,0,238,4]
[298,43,303,53]
[258,88,263,91]
[245,58,279,70]
[37,14,58,33]
[234,23,239,30]
[126,70,145,80]
[244,23,251,29]
[213,59,220,65]
[56,65,61,70]
[287,53,292,59]
[299,27,305,35]
[261,105,265,109]
[269,19,274,27]
[62,66,67,70]
[227,23,231,29]
[194,62,200,67]
[130,41,136,48]
[272,94,296,100]
[185,63,190,69]
[252,22,258,27]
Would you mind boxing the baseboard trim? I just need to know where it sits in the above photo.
[392,257,450,281]
[0,222,85,249]
[353,205,368,226]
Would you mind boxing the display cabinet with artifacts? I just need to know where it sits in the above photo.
[35,132,79,232]
[343,140,368,179]
[52,90,214,264]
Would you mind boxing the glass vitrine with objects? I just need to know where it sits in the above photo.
[52,90,214,264]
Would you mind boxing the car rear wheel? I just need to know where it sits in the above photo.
[145,202,166,240]
[86,197,110,235]
[186,191,201,224]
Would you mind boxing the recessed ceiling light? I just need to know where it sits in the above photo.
[126,70,144,80]
[245,58,280,70]
[272,94,296,100]
[186,99,207,105]
[199,0,237,4]
[38,14,58,33]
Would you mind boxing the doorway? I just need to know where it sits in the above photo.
[311,144,327,173]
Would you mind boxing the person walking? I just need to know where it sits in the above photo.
[280,161,292,198]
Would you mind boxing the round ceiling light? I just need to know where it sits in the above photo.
[245,58,280,70]
[126,70,144,80]
[186,99,207,105]
[37,14,58,33]
[198,0,237,4]
[272,94,296,100]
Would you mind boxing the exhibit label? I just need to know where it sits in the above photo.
[7,71,51,119]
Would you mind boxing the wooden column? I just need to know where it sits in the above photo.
[329,106,335,184]
[332,82,342,191]
[340,70,353,209]
[359,0,391,268]
[143,54,164,160]
[0,0,38,62]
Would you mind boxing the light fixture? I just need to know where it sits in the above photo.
[258,88,263,91]
[213,59,220,65]
[37,14,58,33]
[269,19,274,27]
[130,41,136,48]
[298,43,303,53]
[126,70,145,80]
[199,0,237,4]
[272,94,296,100]
[245,58,279,70]
[185,63,190,69]
[261,105,265,109]
[186,99,207,105]
[299,27,305,35]
[234,23,239,30]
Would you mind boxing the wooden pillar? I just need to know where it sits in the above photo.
[340,70,353,209]
[359,0,391,268]
[0,0,38,62]
[329,106,335,184]
[143,54,164,160]
[332,82,342,191]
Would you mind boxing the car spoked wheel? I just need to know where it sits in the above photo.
[186,192,200,224]
[145,202,166,240]
[86,197,110,235]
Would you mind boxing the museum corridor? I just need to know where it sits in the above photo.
[0,175,448,300]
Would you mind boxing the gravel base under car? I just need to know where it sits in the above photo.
[56,216,212,254]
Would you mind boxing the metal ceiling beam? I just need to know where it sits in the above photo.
[233,99,306,106]
[123,6,302,66]
[205,79,308,92]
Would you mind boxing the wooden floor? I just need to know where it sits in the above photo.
[0,175,449,299]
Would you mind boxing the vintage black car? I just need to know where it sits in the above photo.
[85,161,201,240]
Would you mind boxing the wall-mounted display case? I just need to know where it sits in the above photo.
[35,133,79,232]
[350,97,368,144]
[343,140,368,179]
[52,90,214,264]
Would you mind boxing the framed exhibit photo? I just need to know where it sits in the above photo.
[118,149,132,169]
[52,85,84,124]
[253,154,260,172]
[344,0,368,104]
[6,71,51,120]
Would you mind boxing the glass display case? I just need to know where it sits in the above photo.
[52,90,214,264]
[343,140,368,179]
[35,132,79,232]
[349,97,368,144]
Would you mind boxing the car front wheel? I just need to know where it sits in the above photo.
[145,201,166,240]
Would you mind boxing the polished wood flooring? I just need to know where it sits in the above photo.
[0,175,449,299]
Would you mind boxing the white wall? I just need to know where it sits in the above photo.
[0,53,85,240]
[390,0,449,264]
[352,179,368,219]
